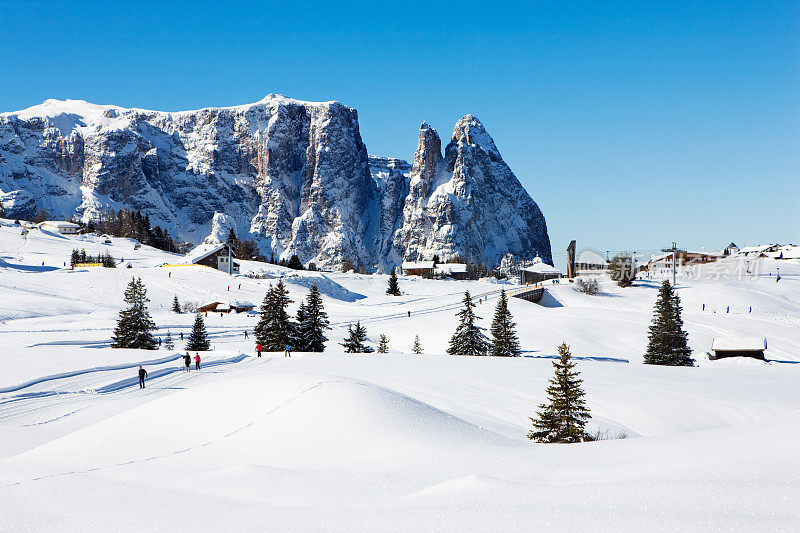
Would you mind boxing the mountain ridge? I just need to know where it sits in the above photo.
[0,95,552,270]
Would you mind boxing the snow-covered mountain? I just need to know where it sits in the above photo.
[0,96,551,270]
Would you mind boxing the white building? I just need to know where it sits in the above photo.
[38,221,80,235]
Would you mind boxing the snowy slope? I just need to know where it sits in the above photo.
[0,220,799,530]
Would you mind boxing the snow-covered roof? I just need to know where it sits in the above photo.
[402,261,435,270]
[435,263,467,274]
[711,337,767,351]
[740,245,777,254]
[182,243,229,264]
[521,257,559,274]
[38,221,80,229]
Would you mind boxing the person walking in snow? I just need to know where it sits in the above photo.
[138,366,148,389]
[180,332,184,340]
[407,310,411,318]
[285,344,291,358]
[184,352,191,372]
[244,330,249,339]
[256,343,262,357]
[194,353,201,370]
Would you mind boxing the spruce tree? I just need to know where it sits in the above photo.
[377,334,389,354]
[447,291,489,356]
[111,277,158,349]
[412,335,423,354]
[172,295,181,313]
[164,331,174,350]
[186,312,210,351]
[287,254,304,270]
[386,267,401,295]
[643,281,694,366]
[528,343,591,443]
[253,281,294,350]
[296,284,330,352]
[490,289,521,357]
[341,321,373,353]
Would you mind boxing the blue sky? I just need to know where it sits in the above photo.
[2,1,798,266]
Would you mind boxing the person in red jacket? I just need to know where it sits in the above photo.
[255,344,262,358]
[194,353,201,370]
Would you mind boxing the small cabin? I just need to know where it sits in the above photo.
[402,261,435,277]
[198,300,255,314]
[182,242,240,274]
[710,337,767,360]
[520,257,560,285]
[38,220,80,234]
[435,263,468,280]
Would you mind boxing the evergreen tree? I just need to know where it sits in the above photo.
[227,228,237,244]
[295,284,330,352]
[412,335,423,354]
[608,254,636,287]
[341,321,373,353]
[172,295,181,313]
[186,312,210,351]
[447,291,489,356]
[377,334,389,354]
[528,343,591,443]
[111,277,158,349]
[163,331,174,350]
[490,289,521,357]
[386,267,401,295]
[70,248,80,267]
[253,281,293,350]
[287,254,304,270]
[643,281,694,366]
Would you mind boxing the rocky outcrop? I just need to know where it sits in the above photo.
[394,117,552,266]
[0,96,551,270]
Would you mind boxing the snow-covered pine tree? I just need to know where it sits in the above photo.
[412,335,423,354]
[253,281,294,351]
[528,342,591,443]
[172,295,181,313]
[111,277,158,349]
[164,331,174,350]
[447,291,489,356]
[293,301,309,351]
[377,334,389,353]
[186,312,210,351]
[490,289,521,357]
[70,248,80,267]
[296,284,330,352]
[643,281,694,366]
[341,321,373,353]
[386,267,401,296]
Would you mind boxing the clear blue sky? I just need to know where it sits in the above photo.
[2,1,798,265]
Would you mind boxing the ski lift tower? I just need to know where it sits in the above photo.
[661,242,686,287]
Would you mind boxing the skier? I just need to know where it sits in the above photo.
[407,310,411,318]
[138,366,148,389]
[244,330,249,339]
[180,332,184,340]
[285,344,291,358]
[702,303,705,311]
[256,343,262,357]
[194,353,201,370]
[184,352,191,372]
[726,306,730,313]
[158,337,162,347]
[168,272,171,278]
[238,284,241,290]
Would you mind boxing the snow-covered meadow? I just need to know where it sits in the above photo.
[1,219,799,531]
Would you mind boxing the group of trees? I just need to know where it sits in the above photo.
[70,248,116,267]
[254,281,330,352]
[447,290,520,357]
[90,209,180,253]
[226,229,317,271]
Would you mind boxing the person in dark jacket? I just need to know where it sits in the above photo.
[138,366,148,388]
[184,352,191,371]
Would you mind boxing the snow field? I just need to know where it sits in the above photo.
[1,220,799,530]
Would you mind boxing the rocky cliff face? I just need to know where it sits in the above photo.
[0,96,551,270]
